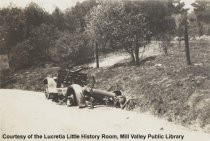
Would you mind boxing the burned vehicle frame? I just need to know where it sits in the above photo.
[43,67,127,109]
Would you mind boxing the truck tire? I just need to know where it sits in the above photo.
[67,84,87,108]
[44,88,50,99]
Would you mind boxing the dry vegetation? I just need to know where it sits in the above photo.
[86,41,210,131]
[3,67,59,91]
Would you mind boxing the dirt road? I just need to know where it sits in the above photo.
[0,89,210,141]
[88,42,161,68]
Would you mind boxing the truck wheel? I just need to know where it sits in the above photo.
[45,89,53,99]
[66,95,74,106]
[45,92,52,99]
[67,84,87,108]
[44,88,50,99]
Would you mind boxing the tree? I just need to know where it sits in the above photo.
[0,4,60,70]
[28,23,58,65]
[54,31,93,66]
[9,40,32,70]
[87,0,176,66]
[52,7,66,31]
[24,2,51,27]
[86,0,118,67]
[174,0,191,65]
[114,1,151,65]
[174,1,186,47]
[192,0,210,36]
[0,7,25,66]
[86,0,152,66]
[0,26,7,54]
[18,3,58,68]
[64,0,97,33]
[138,0,176,54]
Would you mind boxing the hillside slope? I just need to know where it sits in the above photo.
[3,41,210,132]
[86,41,210,132]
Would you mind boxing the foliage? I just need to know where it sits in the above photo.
[28,23,58,65]
[24,2,51,26]
[10,40,32,70]
[86,0,122,67]
[64,0,97,33]
[54,31,93,66]
[0,0,97,70]
[0,7,25,54]
[192,0,210,36]
[192,0,210,23]
[0,0,199,70]
[140,0,176,38]
[173,0,192,65]
[86,0,176,65]
[52,7,66,31]
[0,26,7,53]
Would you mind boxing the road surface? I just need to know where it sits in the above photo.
[0,89,210,141]
[88,42,161,68]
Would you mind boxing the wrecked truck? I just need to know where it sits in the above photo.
[43,67,126,109]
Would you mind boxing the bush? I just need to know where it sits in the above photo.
[10,40,32,70]
[28,24,58,65]
[0,68,14,88]
[52,31,94,66]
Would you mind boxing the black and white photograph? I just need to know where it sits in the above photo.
[0,0,210,141]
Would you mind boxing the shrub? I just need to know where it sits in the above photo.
[10,40,32,70]
[53,31,94,66]
[0,68,14,88]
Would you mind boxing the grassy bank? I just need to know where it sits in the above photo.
[86,41,210,131]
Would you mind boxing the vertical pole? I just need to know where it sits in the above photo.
[184,17,191,65]
[95,41,99,68]
[134,38,139,66]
